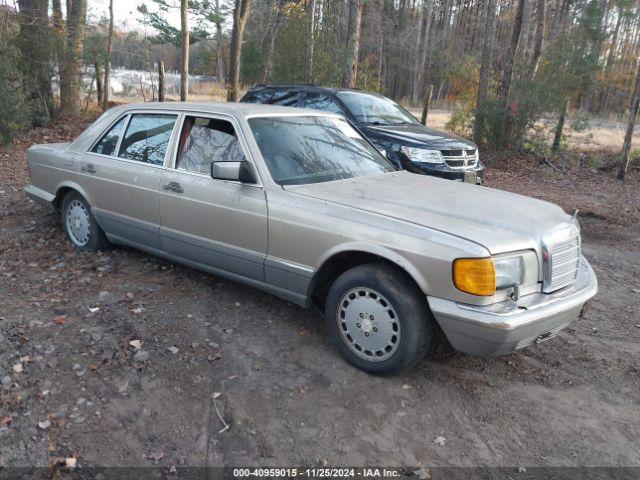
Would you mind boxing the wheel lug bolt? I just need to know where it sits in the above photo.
[373,327,377,332]
[364,332,369,337]
[369,315,374,320]
[356,323,361,328]
[359,313,364,318]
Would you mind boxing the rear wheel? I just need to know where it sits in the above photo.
[61,192,111,251]
[325,263,433,375]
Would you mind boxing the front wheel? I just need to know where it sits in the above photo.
[325,263,434,375]
[61,192,111,251]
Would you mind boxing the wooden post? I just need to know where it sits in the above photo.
[158,61,165,102]
[94,61,103,106]
[421,84,434,126]
[551,98,569,154]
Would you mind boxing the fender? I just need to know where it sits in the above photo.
[313,241,431,295]
[54,181,96,210]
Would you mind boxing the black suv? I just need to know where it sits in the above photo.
[240,85,484,184]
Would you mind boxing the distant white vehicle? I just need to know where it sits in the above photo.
[81,75,124,96]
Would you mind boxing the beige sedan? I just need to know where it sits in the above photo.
[25,103,597,374]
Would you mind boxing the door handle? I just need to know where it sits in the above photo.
[162,181,184,193]
[81,164,96,173]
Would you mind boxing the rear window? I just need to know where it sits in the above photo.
[242,89,274,103]
[269,90,305,107]
[118,114,177,166]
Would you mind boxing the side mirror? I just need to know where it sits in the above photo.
[211,161,257,184]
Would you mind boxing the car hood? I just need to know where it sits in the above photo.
[361,123,476,150]
[286,171,571,254]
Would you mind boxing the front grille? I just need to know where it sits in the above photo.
[442,149,477,169]
[542,226,580,293]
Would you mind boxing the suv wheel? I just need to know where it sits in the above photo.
[62,192,111,251]
[325,263,433,375]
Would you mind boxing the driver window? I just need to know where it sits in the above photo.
[175,116,245,174]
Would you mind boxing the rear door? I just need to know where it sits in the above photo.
[85,111,179,249]
[159,114,268,281]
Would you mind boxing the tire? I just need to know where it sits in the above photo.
[61,192,111,251]
[325,263,433,375]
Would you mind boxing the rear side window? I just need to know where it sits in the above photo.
[176,116,245,174]
[118,114,177,166]
[91,116,128,156]
[269,90,305,107]
[303,93,344,114]
[242,89,273,103]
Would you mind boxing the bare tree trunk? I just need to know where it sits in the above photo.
[17,0,54,124]
[227,0,251,102]
[306,0,316,83]
[344,0,363,88]
[618,60,640,180]
[95,61,103,106]
[530,0,546,78]
[51,0,65,98]
[102,0,113,110]
[600,5,623,112]
[158,61,165,102]
[180,0,189,101]
[498,0,525,102]
[473,0,497,145]
[215,0,225,85]
[552,98,568,154]
[421,84,434,125]
[60,0,87,113]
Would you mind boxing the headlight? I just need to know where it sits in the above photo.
[400,146,444,164]
[453,255,525,296]
[494,256,523,289]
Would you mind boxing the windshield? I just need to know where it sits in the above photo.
[248,116,395,186]
[336,91,418,126]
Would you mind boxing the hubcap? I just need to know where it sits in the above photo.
[336,287,401,362]
[65,199,91,246]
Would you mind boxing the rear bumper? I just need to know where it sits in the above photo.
[428,256,598,356]
[24,184,56,211]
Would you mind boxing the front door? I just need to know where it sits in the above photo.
[159,114,268,281]
[85,112,178,249]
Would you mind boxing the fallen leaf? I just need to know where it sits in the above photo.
[131,307,144,314]
[298,386,308,396]
[13,363,23,373]
[212,392,221,399]
[38,419,51,430]
[65,457,77,469]
[52,316,66,325]
[129,339,142,350]
[401,384,411,390]
[434,435,446,447]
[167,346,179,354]
[0,417,12,426]
[149,450,164,462]
[88,307,100,313]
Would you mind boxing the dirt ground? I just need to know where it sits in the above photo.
[1,112,639,474]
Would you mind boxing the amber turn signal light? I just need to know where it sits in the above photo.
[453,258,496,296]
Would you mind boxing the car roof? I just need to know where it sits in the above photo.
[108,101,337,120]
[246,84,380,97]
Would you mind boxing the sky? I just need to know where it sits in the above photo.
[88,0,182,31]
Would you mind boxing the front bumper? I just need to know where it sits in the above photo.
[410,161,485,184]
[428,256,598,356]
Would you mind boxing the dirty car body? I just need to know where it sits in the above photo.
[25,102,598,374]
